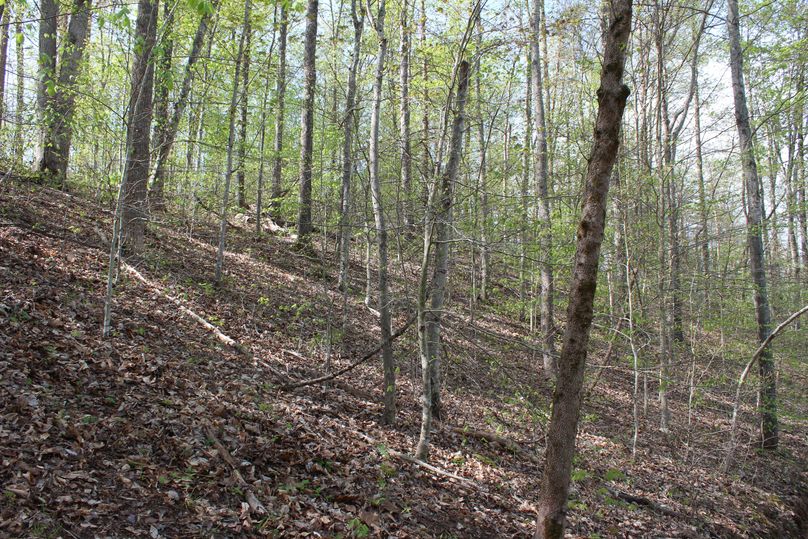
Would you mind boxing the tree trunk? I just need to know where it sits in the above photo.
[367,0,396,425]
[38,0,93,185]
[296,0,318,242]
[270,2,288,216]
[534,1,632,536]
[14,17,24,162]
[519,46,532,320]
[475,18,489,303]
[694,74,710,279]
[727,0,777,449]
[530,0,555,379]
[148,2,174,209]
[0,9,9,131]
[415,60,470,461]
[337,0,364,291]
[149,0,217,210]
[399,0,413,233]
[36,0,59,171]
[215,27,247,284]
[236,0,251,210]
[121,0,159,255]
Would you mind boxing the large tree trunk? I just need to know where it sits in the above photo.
[415,60,470,461]
[121,0,159,255]
[236,0,252,210]
[337,0,364,292]
[367,0,396,425]
[530,0,555,379]
[149,0,217,210]
[296,0,318,242]
[727,0,777,449]
[534,1,632,536]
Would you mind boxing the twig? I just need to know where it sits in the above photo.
[280,313,416,390]
[722,304,808,471]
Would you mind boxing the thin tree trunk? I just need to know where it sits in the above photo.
[338,0,364,291]
[296,0,318,242]
[399,0,413,233]
[519,46,532,320]
[236,0,252,209]
[531,0,555,379]
[475,18,489,303]
[149,0,218,210]
[727,0,777,449]
[121,0,159,255]
[694,74,710,279]
[0,9,9,131]
[367,0,395,425]
[534,1,632,536]
[214,27,247,284]
[14,17,24,162]
[415,60,470,461]
[270,2,288,216]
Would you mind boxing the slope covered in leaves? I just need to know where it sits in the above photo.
[1,181,805,538]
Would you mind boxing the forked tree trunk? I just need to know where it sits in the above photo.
[727,0,777,449]
[367,0,396,425]
[534,1,632,536]
[415,60,470,461]
[337,0,364,291]
[296,0,318,242]
[121,0,159,255]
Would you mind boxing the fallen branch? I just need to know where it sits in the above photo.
[605,486,681,518]
[205,426,266,514]
[280,313,417,390]
[722,304,808,471]
[122,263,252,357]
[448,425,541,464]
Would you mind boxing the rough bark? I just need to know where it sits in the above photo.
[121,0,159,255]
[415,60,470,461]
[727,0,777,449]
[296,0,318,242]
[534,1,632,536]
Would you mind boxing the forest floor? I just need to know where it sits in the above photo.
[1,179,806,538]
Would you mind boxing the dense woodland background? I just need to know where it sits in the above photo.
[0,0,806,536]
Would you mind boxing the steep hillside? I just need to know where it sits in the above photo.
[1,181,805,538]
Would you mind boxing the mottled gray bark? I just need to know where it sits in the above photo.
[535,1,632,536]
[296,0,318,241]
[727,0,777,449]
[415,60,470,461]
